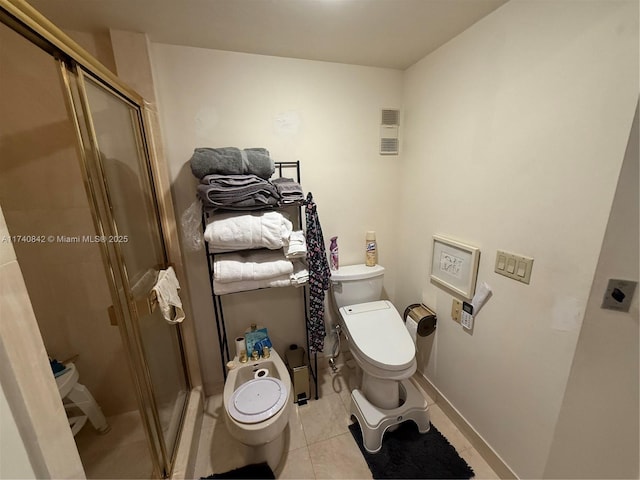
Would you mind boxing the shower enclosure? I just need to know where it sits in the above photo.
[0,4,190,478]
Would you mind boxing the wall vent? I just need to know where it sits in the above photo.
[381,109,400,126]
[380,108,400,155]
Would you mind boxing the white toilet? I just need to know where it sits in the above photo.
[331,264,430,453]
[223,348,293,471]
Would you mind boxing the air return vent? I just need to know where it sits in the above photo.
[381,109,400,126]
[380,109,400,155]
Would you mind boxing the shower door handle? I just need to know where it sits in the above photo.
[108,305,119,326]
[133,290,159,317]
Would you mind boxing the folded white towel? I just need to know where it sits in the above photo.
[284,230,307,259]
[213,274,293,295]
[152,267,186,324]
[214,250,294,284]
[290,260,309,286]
[204,211,292,251]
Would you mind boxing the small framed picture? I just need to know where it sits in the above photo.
[430,235,480,299]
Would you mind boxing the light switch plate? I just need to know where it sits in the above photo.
[495,250,533,284]
[451,298,462,323]
[601,279,637,312]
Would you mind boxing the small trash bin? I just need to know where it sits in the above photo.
[285,344,309,405]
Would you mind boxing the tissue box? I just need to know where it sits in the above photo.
[245,327,272,358]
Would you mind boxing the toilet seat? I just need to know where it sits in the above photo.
[228,377,288,424]
[56,363,79,398]
[340,300,415,371]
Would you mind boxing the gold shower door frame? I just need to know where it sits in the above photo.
[62,64,190,478]
[0,1,191,477]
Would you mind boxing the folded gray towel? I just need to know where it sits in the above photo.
[197,174,280,211]
[190,147,275,180]
[201,174,268,187]
[272,177,305,202]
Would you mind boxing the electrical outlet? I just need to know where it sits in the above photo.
[601,279,637,312]
[451,299,462,322]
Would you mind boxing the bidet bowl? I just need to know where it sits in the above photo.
[223,348,292,446]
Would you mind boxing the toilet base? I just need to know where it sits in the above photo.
[65,382,110,434]
[223,349,292,473]
[57,364,109,436]
[234,429,285,472]
[350,378,430,454]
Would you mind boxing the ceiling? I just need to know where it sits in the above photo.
[27,0,508,70]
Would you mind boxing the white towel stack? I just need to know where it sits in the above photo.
[205,211,292,252]
[213,250,309,294]
[207,213,311,294]
[213,274,293,295]
[214,250,293,283]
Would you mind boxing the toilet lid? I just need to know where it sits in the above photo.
[228,377,288,424]
[340,300,415,371]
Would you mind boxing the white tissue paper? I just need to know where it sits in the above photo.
[471,281,492,315]
[406,316,418,345]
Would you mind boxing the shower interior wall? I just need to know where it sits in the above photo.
[0,22,137,416]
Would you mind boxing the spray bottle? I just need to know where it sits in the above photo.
[330,236,339,271]
[365,231,377,267]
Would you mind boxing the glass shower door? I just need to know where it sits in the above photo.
[74,69,189,476]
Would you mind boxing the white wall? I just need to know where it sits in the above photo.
[150,45,403,390]
[543,104,639,479]
[0,346,36,480]
[397,1,638,478]
[149,1,638,476]
[0,206,85,479]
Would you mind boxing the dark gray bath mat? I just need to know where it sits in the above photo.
[349,421,475,479]
[201,462,275,479]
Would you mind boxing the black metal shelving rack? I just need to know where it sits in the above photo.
[201,161,319,400]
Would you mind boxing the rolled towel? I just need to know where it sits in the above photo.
[214,250,294,283]
[190,147,275,180]
[284,230,307,259]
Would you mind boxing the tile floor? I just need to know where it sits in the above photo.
[193,365,500,479]
[74,410,153,479]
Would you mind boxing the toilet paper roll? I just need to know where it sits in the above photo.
[404,303,437,337]
[254,368,269,379]
[235,336,246,359]
[405,316,418,345]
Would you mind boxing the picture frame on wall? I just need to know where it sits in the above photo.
[430,235,480,300]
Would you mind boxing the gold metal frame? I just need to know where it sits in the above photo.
[0,1,190,477]
[58,67,166,475]
[73,67,171,476]
[75,69,191,472]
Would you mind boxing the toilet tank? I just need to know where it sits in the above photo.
[331,264,385,308]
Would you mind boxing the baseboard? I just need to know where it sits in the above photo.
[413,373,518,480]
[171,386,205,480]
